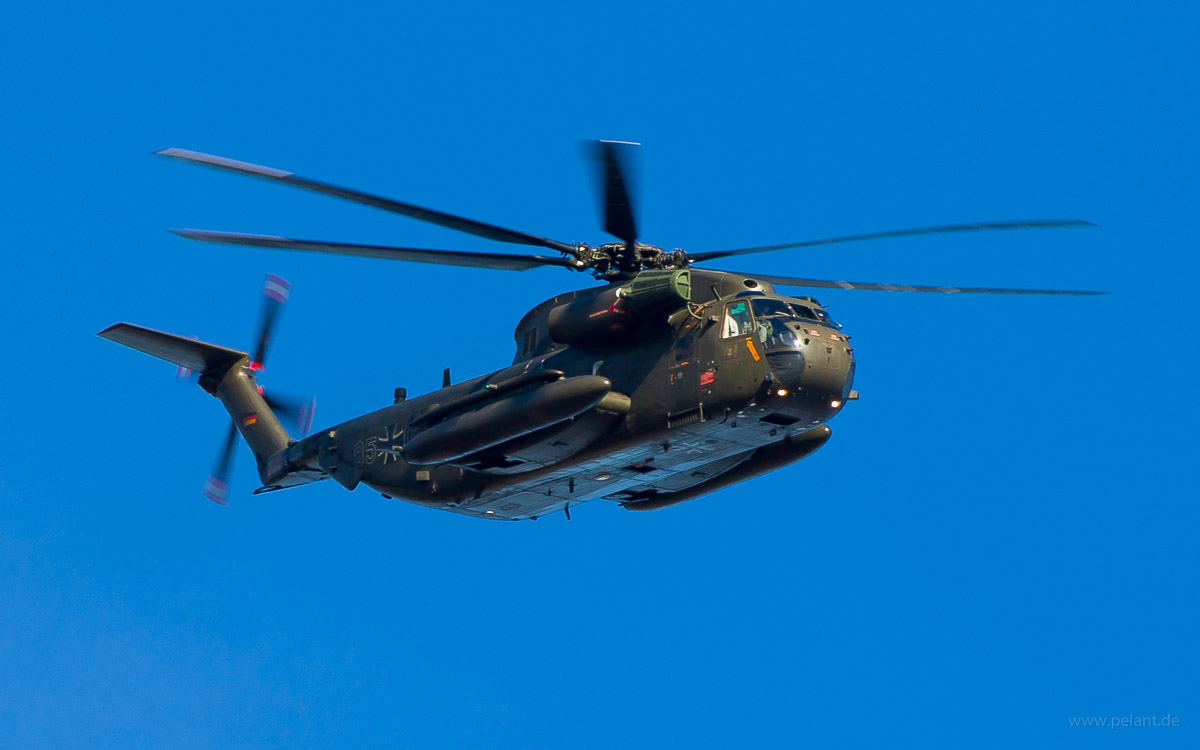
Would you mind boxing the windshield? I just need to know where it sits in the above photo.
[750,298,801,349]
[790,303,818,321]
[749,296,842,347]
[751,297,835,325]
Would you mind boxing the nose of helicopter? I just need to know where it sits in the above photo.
[799,337,854,405]
[767,331,855,411]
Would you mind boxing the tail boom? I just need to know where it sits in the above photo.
[99,323,292,482]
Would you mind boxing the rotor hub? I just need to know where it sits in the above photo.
[573,241,690,278]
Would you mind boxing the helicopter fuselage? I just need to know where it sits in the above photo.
[273,270,855,520]
[102,145,1096,515]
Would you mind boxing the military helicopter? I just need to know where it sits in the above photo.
[99,142,1101,520]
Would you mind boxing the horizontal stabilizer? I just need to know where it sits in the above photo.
[98,323,247,374]
[252,470,330,495]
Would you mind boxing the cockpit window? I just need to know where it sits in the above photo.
[812,307,834,327]
[790,303,818,321]
[750,298,800,348]
[721,301,755,338]
[750,298,794,320]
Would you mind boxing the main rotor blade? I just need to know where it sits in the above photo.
[726,270,1106,295]
[593,140,639,244]
[688,219,1095,263]
[170,229,578,271]
[156,148,578,254]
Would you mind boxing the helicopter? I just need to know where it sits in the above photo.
[99,142,1102,520]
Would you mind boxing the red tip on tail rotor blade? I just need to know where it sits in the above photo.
[263,273,291,303]
[205,422,238,505]
[203,475,229,505]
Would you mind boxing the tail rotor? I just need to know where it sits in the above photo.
[199,273,315,505]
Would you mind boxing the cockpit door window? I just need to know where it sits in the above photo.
[721,301,755,338]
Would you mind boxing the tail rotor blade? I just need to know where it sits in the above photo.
[203,422,238,505]
[250,273,291,370]
[262,391,317,436]
[298,397,315,436]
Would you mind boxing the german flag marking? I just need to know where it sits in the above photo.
[243,413,257,426]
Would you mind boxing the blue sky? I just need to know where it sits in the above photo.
[1,2,1196,747]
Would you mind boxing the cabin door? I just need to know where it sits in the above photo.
[668,323,702,418]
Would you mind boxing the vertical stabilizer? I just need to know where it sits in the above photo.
[98,323,291,481]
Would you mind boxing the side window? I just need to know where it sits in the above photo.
[721,301,755,338]
[673,330,695,363]
[521,328,539,355]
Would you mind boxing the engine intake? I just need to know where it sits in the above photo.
[547,269,691,346]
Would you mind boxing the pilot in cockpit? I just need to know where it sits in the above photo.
[751,298,802,349]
